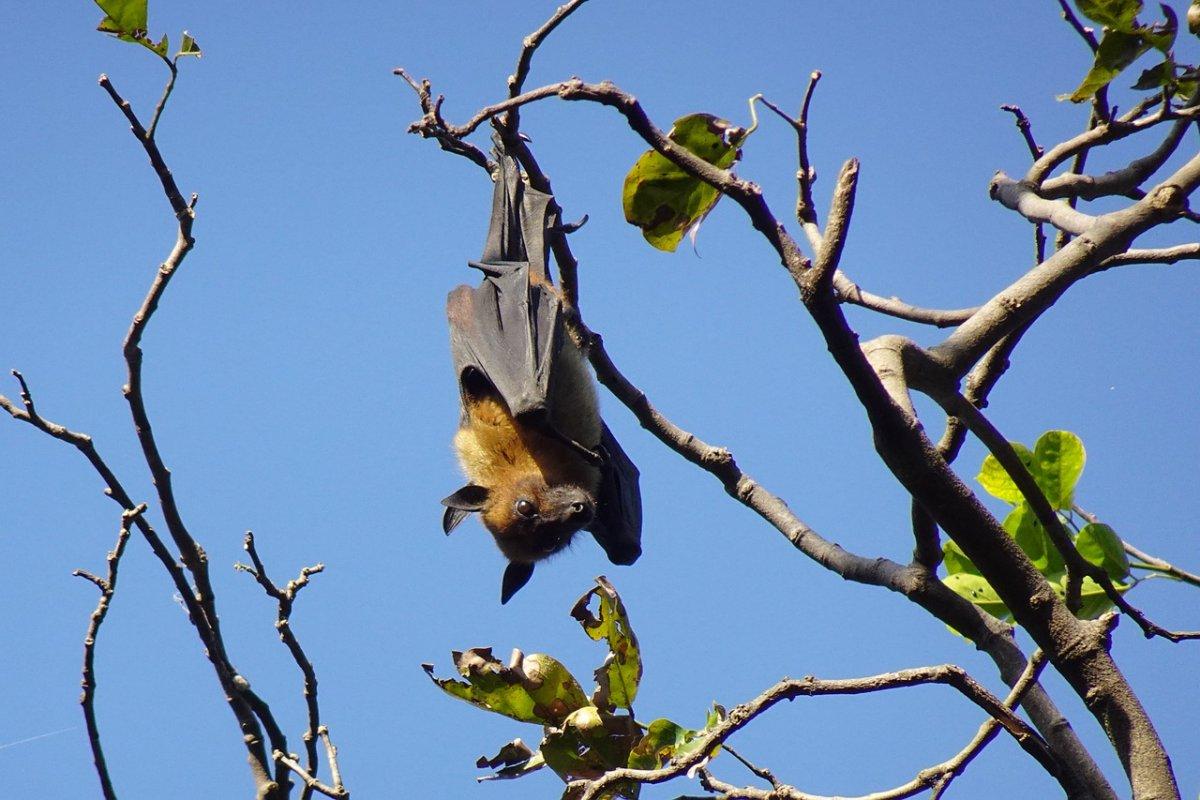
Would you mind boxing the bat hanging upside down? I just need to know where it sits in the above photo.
[441,142,642,604]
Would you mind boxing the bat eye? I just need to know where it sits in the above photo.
[515,499,538,519]
[570,502,586,515]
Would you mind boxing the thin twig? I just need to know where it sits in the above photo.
[1056,0,1099,51]
[237,532,328,793]
[760,71,823,252]
[393,69,492,172]
[1095,243,1200,269]
[275,749,349,800]
[831,272,978,327]
[146,61,178,141]
[691,653,1050,800]
[98,75,189,217]
[1001,104,1044,159]
[74,503,147,800]
[504,0,590,134]
[1074,506,1200,588]
[720,743,779,788]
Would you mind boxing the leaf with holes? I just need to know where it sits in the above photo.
[94,0,147,35]
[571,576,642,712]
[943,572,1012,620]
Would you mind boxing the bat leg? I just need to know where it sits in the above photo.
[540,423,603,466]
[500,562,536,604]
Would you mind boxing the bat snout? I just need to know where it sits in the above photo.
[543,485,595,528]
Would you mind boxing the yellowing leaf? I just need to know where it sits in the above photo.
[977,442,1035,504]
[422,647,588,725]
[571,576,642,712]
[622,113,747,252]
[94,0,147,34]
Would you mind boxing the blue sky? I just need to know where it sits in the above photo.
[2,2,1198,798]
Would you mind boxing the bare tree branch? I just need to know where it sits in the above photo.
[1040,96,1199,202]
[393,68,492,172]
[694,651,1048,799]
[989,174,1097,234]
[1095,243,1200,269]
[832,271,978,328]
[1001,104,1044,159]
[804,159,858,299]
[503,0,590,134]
[237,532,329,798]
[570,662,1060,800]
[1024,103,1200,189]
[74,503,147,800]
[759,72,823,252]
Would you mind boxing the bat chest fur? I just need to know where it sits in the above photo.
[454,395,600,494]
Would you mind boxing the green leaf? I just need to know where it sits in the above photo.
[943,573,1011,620]
[1003,504,1065,575]
[1189,1,1200,34]
[977,442,1035,504]
[1051,574,1129,619]
[622,113,747,252]
[94,0,147,34]
[1076,0,1143,30]
[627,719,691,770]
[146,32,169,57]
[1076,522,1131,581]
[423,647,588,725]
[942,539,980,576]
[1132,60,1174,89]
[628,705,723,771]
[177,31,202,58]
[1030,431,1086,509]
[1063,29,1154,102]
[570,576,642,712]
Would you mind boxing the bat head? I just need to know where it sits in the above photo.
[442,475,596,601]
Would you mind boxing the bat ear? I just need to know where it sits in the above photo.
[500,561,535,604]
[442,484,490,534]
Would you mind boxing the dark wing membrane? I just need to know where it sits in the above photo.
[447,142,563,418]
[446,265,562,420]
[586,422,643,565]
[478,146,554,282]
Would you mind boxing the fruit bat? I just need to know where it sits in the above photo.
[442,143,642,604]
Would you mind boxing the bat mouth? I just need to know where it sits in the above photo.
[530,486,594,555]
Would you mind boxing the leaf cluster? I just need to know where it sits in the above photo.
[423,577,722,798]
[93,0,200,62]
[1063,0,1198,102]
[943,431,1132,625]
